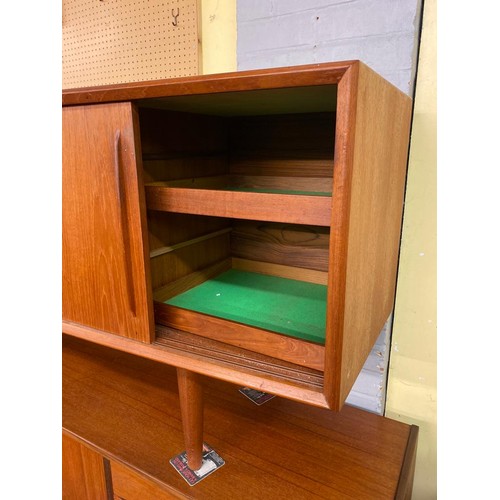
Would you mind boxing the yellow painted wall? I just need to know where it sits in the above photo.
[199,0,237,74]
[385,0,436,498]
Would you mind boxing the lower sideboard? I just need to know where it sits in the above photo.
[62,335,418,500]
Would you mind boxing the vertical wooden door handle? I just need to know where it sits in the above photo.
[114,129,137,317]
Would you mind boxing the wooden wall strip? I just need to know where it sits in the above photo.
[154,304,325,371]
[232,258,328,285]
[150,228,233,258]
[231,221,330,272]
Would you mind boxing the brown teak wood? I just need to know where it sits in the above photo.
[62,433,110,500]
[325,62,412,408]
[111,460,182,499]
[146,185,332,226]
[395,425,419,499]
[62,61,352,105]
[62,61,413,480]
[176,368,204,470]
[63,336,418,499]
[62,103,154,343]
[63,320,328,407]
[155,303,325,371]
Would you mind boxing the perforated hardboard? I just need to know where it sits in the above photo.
[62,0,200,89]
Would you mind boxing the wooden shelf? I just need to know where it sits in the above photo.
[145,175,332,226]
[154,326,324,389]
[153,259,328,371]
[146,175,333,195]
[163,269,327,344]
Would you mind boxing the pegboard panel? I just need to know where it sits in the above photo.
[62,0,199,89]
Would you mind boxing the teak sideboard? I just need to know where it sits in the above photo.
[62,61,413,470]
[63,336,419,499]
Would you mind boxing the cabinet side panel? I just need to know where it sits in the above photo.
[62,103,153,342]
[339,64,412,405]
[323,64,359,410]
[62,433,109,500]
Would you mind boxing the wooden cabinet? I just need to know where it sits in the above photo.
[63,337,418,499]
[62,61,412,469]
[62,433,110,500]
[62,103,154,342]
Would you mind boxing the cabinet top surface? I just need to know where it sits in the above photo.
[62,60,359,107]
[63,335,417,500]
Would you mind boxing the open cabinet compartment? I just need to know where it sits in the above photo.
[138,86,338,372]
[149,213,330,371]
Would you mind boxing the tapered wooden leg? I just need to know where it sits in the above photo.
[177,368,204,470]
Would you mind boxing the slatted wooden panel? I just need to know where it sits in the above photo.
[62,0,199,89]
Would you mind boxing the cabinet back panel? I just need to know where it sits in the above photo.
[149,218,328,290]
[138,107,229,160]
[229,112,335,178]
[231,221,329,273]
[147,212,230,253]
[142,156,227,184]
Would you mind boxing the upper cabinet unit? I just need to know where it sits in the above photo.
[62,61,412,411]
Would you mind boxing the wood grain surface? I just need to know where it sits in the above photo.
[323,62,412,409]
[145,184,332,226]
[153,258,232,302]
[111,460,182,499]
[231,221,330,272]
[62,60,412,419]
[62,433,109,500]
[231,258,328,285]
[177,368,204,470]
[63,322,328,407]
[62,103,154,342]
[63,336,417,500]
[62,61,352,105]
[154,303,326,371]
[337,63,412,406]
[150,231,231,291]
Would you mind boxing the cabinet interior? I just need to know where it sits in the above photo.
[137,84,337,369]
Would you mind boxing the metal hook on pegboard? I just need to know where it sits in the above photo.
[172,8,180,26]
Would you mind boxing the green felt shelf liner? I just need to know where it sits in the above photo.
[165,269,327,344]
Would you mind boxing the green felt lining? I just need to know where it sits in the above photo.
[165,269,327,344]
